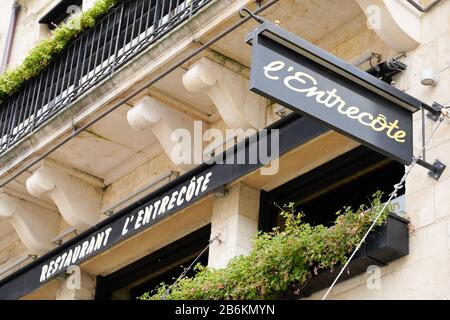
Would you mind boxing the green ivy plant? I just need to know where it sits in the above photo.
[0,0,119,104]
[140,191,395,300]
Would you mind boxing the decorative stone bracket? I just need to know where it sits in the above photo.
[0,192,60,255]
[26,163,103,230]
[356,0,421,52]
[183,57,266,129]
[127,96,201,171]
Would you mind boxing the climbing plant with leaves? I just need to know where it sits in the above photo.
[0,0,119,103]
[140,191,395,300]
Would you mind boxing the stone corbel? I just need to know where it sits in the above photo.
[0,191,60,255]
[26,162,103,229]
[356,0,421,52]
[127,96,200,171]
[182,57,266,129]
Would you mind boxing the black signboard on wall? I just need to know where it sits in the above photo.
[247,22,421,165]
[0,114,328,300]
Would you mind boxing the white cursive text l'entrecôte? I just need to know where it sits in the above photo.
[263,60,407,143]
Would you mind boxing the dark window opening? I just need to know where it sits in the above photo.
[259,146,405,231]
[95,224,211,300]
[39,0,83,29]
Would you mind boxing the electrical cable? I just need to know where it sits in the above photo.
[0,0,280,189]
[2,0,447,299]
[161,234,221,300]
[163,102,448,300]
[162,105,448,300]
[322,108,449,300]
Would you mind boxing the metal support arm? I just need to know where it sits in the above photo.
[416,158,446,180]
[424,102,446,122]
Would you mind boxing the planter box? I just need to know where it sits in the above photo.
[291,214,409,298]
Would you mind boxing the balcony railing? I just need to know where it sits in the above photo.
[0,0,212,155]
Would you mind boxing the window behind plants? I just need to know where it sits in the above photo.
[95,224,211,300]
[259,146,405,231]
[39,0,84,29]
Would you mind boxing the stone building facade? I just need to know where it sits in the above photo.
[0,0,449,300]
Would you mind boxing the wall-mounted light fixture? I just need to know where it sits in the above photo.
[366,58,407,84]
[421,68,439,86]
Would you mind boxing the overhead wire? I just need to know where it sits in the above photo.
[0,0,280,189]
[322,108,449,300]
[161,234,221,300]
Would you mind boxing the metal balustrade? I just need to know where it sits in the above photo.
[0,0,212,154]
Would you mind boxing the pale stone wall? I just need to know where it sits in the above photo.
[308,1,450,300]
[0,236,28,280]
[0,0,56,69]
[102,152,180,214]
[0,0,448,300]
[0,0,254,284]
[0,0,105,288]
[208,183,260,269]
[1,0,258,300]
[316,13,395,64]
[0,0,96,70]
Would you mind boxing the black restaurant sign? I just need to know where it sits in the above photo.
[0,23,425,301]
[247,22,421,165]
[0,115,328,299]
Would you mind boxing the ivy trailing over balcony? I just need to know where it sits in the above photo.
[140,192,395,300]
[0,0,119,103]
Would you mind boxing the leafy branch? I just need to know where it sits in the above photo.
[140,191,394,300]
[0,0,119,103]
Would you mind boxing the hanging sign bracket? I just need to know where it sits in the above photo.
[416,158,446,180]
[246,21,447,180]
[425,102,446,121]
